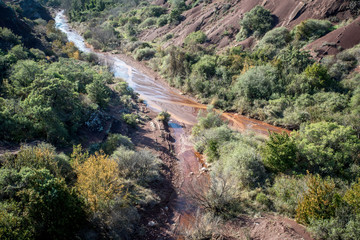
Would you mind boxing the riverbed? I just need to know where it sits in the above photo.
[54,10,288,236]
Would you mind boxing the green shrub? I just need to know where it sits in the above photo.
[157,111,171,122]
[234,65,278,100]
[238,5,274,39]
[217,140,267,188]
[304,63,332,91]
[309,209,360,240]
[86,78,111,108]
[122,113,138,126]
[256,192,271,207]
[157,15,168,27]
[144,5,166,17]
[101,133,134,155]
[184,31,207,46]
[168,8,183,25]
[262,131,298,173]
[295,122,360,179]
[0,143,72,179]
[139,17,156,28]
[294,19,334,42]
[277,46,314,75]
[192,108,223,136]
[134,47,156,61]
[0,168,86,239]
[256,27,291,50]
[0,27,21,51]
[270,175,308,216]
[194,126,234,161]
[112,146,161,184]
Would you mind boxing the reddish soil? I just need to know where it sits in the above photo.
[223,214,313,240]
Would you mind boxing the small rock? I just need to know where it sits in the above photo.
[164,206,168,211]
[200,167,208,172]
[189,172,194,176]
[148,221,157,227]
[150,122,156,130]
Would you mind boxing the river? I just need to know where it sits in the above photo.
[54,10,288,237]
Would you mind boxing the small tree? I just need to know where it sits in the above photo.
[296,174,340,225]
[262,131,297,173]
[74,152,126,212]
[86,78,111,108]
[238,5,274,39]
[344,178,360,214]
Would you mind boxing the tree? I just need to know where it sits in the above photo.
[344,178,360,214]
[9,60,44,97]
[296,174,340,225]
[262,131,298,173]
[238,5,274,39]
[234,65,278,100]
[304,63,332,91]
[86,78,111,108]
[0,168,86,239]
[294,19,333,42]
[296,122,360,178]
[74,151,126,212]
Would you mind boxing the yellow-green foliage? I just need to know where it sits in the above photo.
[157,111,171,122]
[344,178,360,214]
[74,151,126,212]
[296,174,340,225]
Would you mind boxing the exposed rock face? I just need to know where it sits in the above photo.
[305,16,360,59]
[141,0,357,50]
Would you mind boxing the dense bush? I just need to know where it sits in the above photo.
[112,146,161,185]
[184,31,207,46]
[134,47,156,61]
[216,140,267,188]
[1,56,118,144]
[262,132,297,173]
[294,19,334,42]
[101,133,134,155]
[344,178,360,214]
[257,27,291,50]
[296,174,340,225]
[238,5,274,39]
[270,175,308,216]
[234,65,278,100]
[296,122,360,178]
[0,167,86,239]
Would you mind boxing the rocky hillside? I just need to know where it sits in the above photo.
[306,15,360,59]
[142,0,359,50]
